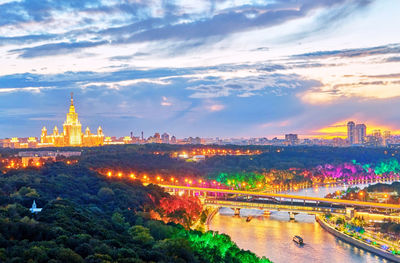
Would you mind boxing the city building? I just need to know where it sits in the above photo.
[347,121,355,144]
[355,124,366,144]
[18,150,81,166]
[161,133,170,144]
[40,94,104,147]
[383,130,391,146]
[147,133,162,143]
[170,136,177,144]
[285,134,299,145]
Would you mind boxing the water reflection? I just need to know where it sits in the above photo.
[209,184,392,263]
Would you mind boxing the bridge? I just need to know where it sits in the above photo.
[160,184,400,219]
[204,198,347,217]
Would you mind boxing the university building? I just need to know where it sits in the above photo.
[40,93,104,147]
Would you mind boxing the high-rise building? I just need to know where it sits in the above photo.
[161,133,170,144]
[355,124,366,144]
[285,134,299,145]
[170,136,176,144]
[383,130,391,146]
[370,129,383,146]
[347,121,355,144]
[372,129,381,138]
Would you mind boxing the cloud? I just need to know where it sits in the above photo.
[293,43,400,59]
[0,86,49,93]
[3,0,400,139]
[385,56,400,62]
[10,40,108,58]
[118,0,369,44]
[207,104,224,112]
[160,96,172,106]
[187,74,320,99]
[109,52,149,61]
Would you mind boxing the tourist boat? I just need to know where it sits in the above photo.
[293,235,304,245]
[246,216,253,222]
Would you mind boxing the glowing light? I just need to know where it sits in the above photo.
[118,172,122,177]
[107,171,112,177]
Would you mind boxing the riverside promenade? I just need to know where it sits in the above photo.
[316,215,400,262]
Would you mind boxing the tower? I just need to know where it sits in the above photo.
[62,92,82,145]
[347,121,355,145]
[355,124,366,144]
[41,126,47,143]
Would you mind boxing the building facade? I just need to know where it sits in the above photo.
[40,94,104,147]
[347,121,355,144]
[285,134,299,146]
[355,124,366,144]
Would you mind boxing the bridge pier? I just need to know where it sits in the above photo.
[346,207,355,219]
[289,212,298,220]
[234,208,240,216]
[263,210,271,216]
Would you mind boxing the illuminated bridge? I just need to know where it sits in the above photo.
[160,185,400,219]
[203,198,348,216]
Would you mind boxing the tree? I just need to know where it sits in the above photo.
[97,187,114,201]
[128,225,154,246]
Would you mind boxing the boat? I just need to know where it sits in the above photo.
[293,235,304,245]
[246,216,253,222]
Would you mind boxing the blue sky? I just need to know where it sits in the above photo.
[1,0,400,139]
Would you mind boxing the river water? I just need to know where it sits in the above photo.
[209,184,392,263]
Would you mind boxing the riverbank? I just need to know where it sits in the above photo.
[316,215,400,262]
[205,207,219,231]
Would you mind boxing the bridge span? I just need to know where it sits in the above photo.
[204,198,347,216]
[160,184,400,211]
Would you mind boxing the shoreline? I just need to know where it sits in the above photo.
[316,215,400,263]
[205,207,219,231]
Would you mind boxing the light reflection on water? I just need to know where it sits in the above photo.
[209,184,393,263]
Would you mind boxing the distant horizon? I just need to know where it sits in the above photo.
[1,95,398,142]
[1,92,399,140]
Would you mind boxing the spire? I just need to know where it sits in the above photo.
[69,92,75,113]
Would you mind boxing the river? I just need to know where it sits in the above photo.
[209,183,392,263]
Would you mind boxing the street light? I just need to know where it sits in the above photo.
[384,194,389,204]
[359,191,364,201]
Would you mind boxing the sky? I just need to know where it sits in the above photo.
[1,0,400,139]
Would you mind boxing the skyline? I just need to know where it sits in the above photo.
[1,0,400,138]
[3,93,398,141]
